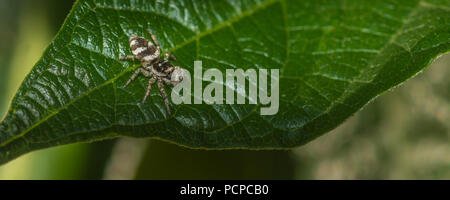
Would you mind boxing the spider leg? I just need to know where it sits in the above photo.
[141,77,156,104]
[123,68,149,88]
[164,52,177,61]
[119,55,137,61]
[162,77,180,86]
[157,80,171,115]
[147,29,160,47]
[141,68,153,77]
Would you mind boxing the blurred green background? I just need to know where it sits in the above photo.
[0,0,448,180]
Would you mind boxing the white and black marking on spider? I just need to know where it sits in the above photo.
[119,30,186,115]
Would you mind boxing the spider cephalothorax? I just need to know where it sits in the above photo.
[119,30,185,115]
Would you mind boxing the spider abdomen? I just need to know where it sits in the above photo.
[129,36,160,62]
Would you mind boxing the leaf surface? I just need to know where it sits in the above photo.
[0,0,449,164]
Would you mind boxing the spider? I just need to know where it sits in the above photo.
[119,30,185,115]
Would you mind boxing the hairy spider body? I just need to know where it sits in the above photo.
[119,30,185,115]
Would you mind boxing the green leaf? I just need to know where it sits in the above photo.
[0,0,449,165]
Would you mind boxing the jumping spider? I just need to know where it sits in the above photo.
[119,30,185,115]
